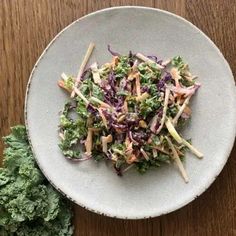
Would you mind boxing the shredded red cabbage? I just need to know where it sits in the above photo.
[107,45,120,57]
[157,72,172,90]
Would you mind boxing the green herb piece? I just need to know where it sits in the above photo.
[79,78,93,96]
[135,160,151,173]
[63,76,75,91]
[59,101,87,159]
[92,150,105,162]
[172,56,185,70]
[138,63,161,83]
[116,90,129,96]
[114,56,131,79]
[75,98,89,118]
[157,153,170,163]
[92,83,104,100]
[136,153,170,174]
[139,96,161,118]
[111,143,125,155]
[167,105,179,118]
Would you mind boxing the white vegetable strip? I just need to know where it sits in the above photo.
[90,97,112,109]
[125,141,133,157]
[58,74,71,92]
[165,118,183,143]
[170,68,181,88]
[91,62,101,84]
[152,149,158,158]
[122,100,128,113]
[132,59,138,71]
[152,145,170,155]
[97,108,108,128]
[172,95,191,126]
[61,72,69,81]
[181,139,203,159]
[162,59,171,66]
[156,88,170,134]
[101,134,113,153]
[59,132,65,140]
[117,114,126,123]
[73,87,89,105]
[165,136,189,183]
[85,129,93,155]
[140,148,149,160]
[135,73,141,97]
[165,119,203,158]
[136,53,164,69]
[71,42,95,97]
[76,42,95,81]
[150,114,159,133]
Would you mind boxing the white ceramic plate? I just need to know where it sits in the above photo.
[25,6,236,219]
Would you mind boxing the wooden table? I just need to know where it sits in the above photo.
[0,1,235,235]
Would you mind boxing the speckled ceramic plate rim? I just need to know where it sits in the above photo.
[24,6,236,219]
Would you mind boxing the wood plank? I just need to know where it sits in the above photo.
[154,0,185,16]
[110,0,154,7]
[0,1,235,236]
[186,0,236,78]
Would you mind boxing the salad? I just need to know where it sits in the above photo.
[58,43,203,182]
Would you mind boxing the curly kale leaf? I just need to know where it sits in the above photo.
[0,126,73,235]
[139,96,161,118]
[171,56,185,70]
[114,56,131,79]
[59,100,88,158]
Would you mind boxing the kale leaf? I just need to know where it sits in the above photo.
[0,126,73,235]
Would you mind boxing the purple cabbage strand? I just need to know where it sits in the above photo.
[107,45,120,57]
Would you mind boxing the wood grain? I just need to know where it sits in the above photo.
[0,1,235,235]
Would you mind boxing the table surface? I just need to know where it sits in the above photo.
[0,1,236,235]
